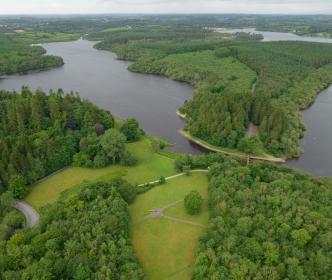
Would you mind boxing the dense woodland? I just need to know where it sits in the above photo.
[0,180,144,279]
[0,89,141,196]
[175,154,332,280]
[0,88,116,197]
[94,26,332,157]
[0,31,78,75]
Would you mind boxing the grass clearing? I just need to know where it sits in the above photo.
[129,172,209,280]
[25,137,176,209]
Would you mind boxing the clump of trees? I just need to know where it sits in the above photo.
[192,158,332,279]
[237,136,263,154]
[184,190,203,215]
[0,180,144,279]
[72,128,137,168]
[120,118,142,142]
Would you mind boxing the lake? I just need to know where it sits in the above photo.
[288,85,332,176]
[221,28,332,43]
[1,32,332,176]
[0,39,203,155]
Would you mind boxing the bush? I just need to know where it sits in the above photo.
[8,175,27,199]
[159,176,166,185]
[184,191,203,215]
[120,150,137,166]
[3,210,25,229]
[72,153,93,168]
[183,165,191,176]
[120,118,140,142]
[111,178,137,204]
[237,136,262,154]
[93,154,109,168]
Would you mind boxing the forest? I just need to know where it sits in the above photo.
[0,180,144,279]
[94,26,332,158]
[175,155,332,280]
[0,88,140,239]
[0,31,79,76]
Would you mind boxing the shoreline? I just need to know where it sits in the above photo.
[176,111,285,163]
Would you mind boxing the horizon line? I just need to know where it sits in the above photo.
[0,12,332,16]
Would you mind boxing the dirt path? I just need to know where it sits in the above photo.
[179,129,285,163]
[134,199,206,228]
[138,169,208,187]
[245,122,259,137]
[14,200,39,228]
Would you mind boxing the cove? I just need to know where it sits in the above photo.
[0,39,203,155]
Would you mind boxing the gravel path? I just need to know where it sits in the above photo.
[14,200,39,228]
[137,169,208,187]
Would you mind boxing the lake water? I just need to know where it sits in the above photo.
[222,28,332,43]
[1,33,332,176]
[288,85,332,176]
[0,39,203,155]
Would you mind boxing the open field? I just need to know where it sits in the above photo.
[25,137,176,209]
[129,172,209,280]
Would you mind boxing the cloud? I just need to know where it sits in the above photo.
[0,0,331,14]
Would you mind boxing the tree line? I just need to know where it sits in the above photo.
[0,33,64,76]
[175,154,332,279]
[0,180,144,279]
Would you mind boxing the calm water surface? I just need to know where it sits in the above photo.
[0,39,203,155]
[1,34,332,175]
[223,28,332,43]
[288,86,332,176]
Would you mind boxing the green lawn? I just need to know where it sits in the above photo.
[129,172,209,280]
[25,137,176,209]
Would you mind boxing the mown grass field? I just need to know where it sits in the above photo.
[129,172,209,280]
[25,137,176,209]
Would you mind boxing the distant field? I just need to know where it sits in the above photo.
[25,137,176,209]
[130,172,209,280]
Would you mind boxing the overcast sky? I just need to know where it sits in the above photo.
[0,0,331,15]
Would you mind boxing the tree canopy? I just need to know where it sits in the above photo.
[0,180,144,279]
[192,158,332,279]
[184,190,203,215]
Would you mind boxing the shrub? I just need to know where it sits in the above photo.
[184,191,203,215]
[159,176,166,185]
[120,150,137,166]
[8,175,27,199]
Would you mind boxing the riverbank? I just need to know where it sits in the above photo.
[177,110,285,163]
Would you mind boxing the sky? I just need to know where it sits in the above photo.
[0,0,331,15]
